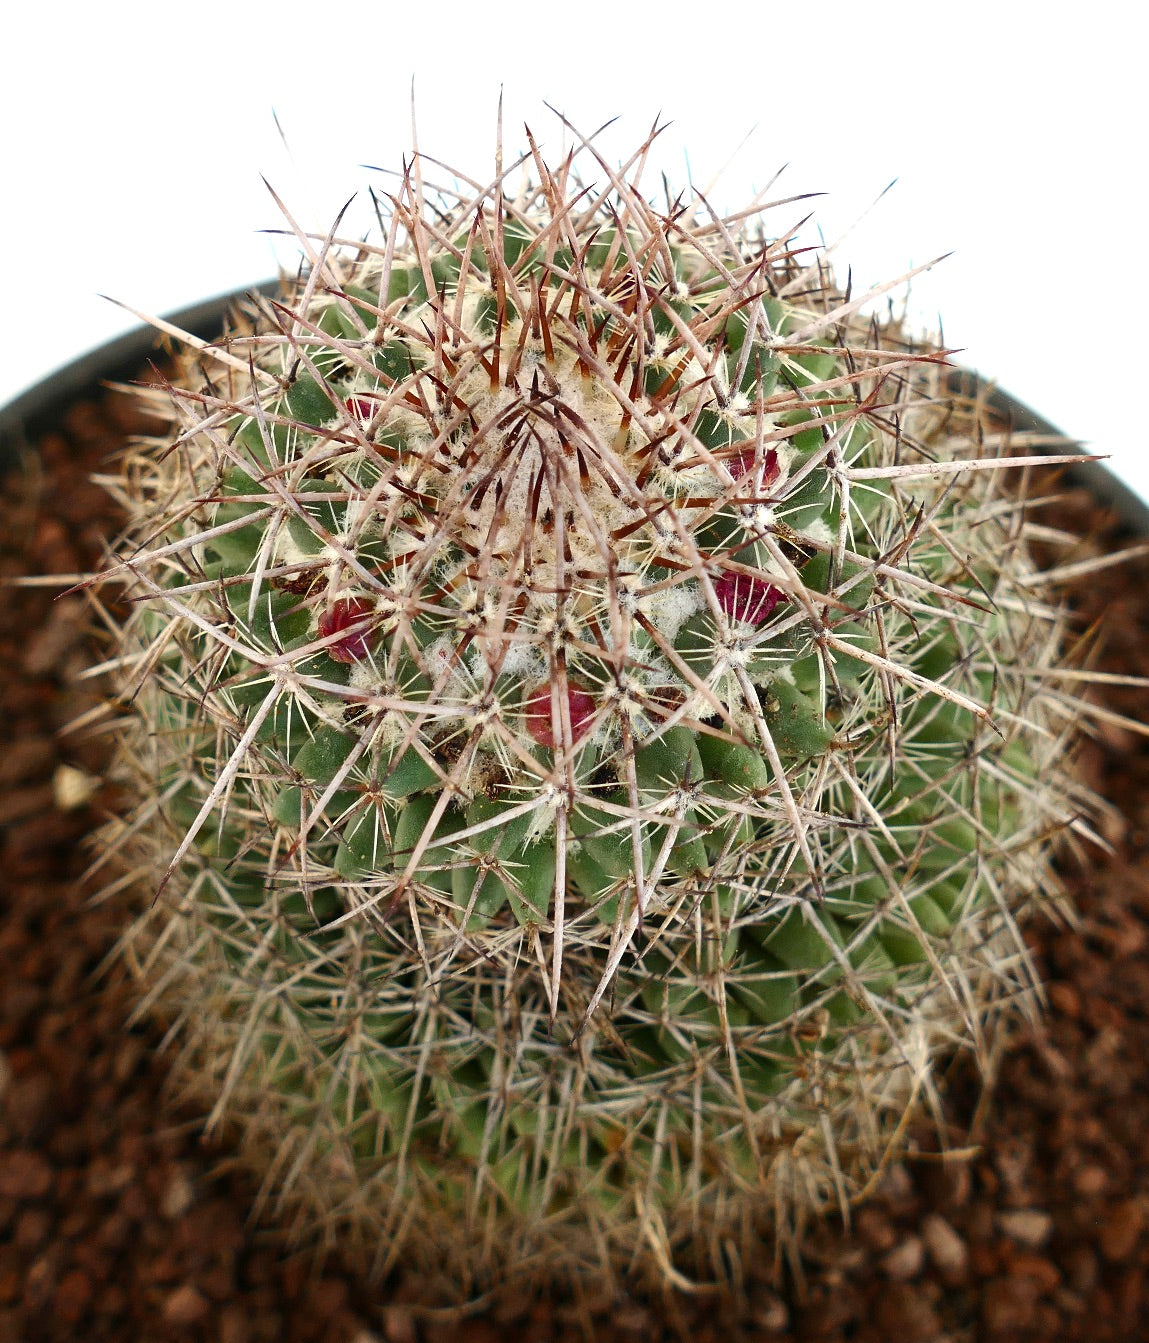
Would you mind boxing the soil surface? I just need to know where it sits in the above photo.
[1,378,1147,1342]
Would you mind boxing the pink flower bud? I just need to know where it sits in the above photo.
[318,598,376,663]
[713,572,786,625]
[524,684,597,748]
[729,445,780,487]
[345,396,376,423]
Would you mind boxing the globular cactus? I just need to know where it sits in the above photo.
[99,121,1085,1297]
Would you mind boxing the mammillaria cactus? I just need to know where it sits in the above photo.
[98,121,1087,1297]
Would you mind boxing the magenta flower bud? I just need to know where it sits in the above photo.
[317,597,376,663]
[345,396,376,423]
[729,445,780,487]
[713,571,786,625]
[524,684,597,748]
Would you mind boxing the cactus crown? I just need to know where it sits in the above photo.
[103,121,1081,1295]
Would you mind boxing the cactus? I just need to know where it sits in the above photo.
[100,122,1086,1297]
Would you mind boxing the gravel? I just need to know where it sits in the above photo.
[2,378,1147,1341]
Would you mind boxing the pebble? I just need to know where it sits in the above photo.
[997,1208,1054,1248]
[881,1235,925,1281]
[380,1307,417,1343]
[0,737,55,788]
[877,1163,916,1209]
[0,1071,53,1140]
[219,1304,253,1343]
[856,1205,897,1253]
[163,1283,211,1327]
[1072,1164,1109,1196]
[0,1150,52,1200]
[21,598,89,677]
[160,1167,196,1220]
[13,1208,52,1251]
[52,764,100,812]
[606,1301,653,1333]
[1011,1252,1061,1294]
[982,1274,1040,1333]
[921,1212,968,1280]
[872,1282,941,1341]
[312,1278,349,1315]
[85,1159,136,1199]
[1100,1199,1145,1262]
[23,1254,55,1310]
[0,783,55,828]
[752,1289,789,1332]
[1063,1244,1100,1293]
[1047,981,1081,1018]
[53,1268,93,1325]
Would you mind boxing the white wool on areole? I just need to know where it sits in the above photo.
[636,577,703,641]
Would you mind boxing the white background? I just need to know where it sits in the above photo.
[3,2,1146,505]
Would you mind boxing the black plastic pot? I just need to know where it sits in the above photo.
[3,289,1147,536]
[943,368,1149,535]
[0,286,276,475]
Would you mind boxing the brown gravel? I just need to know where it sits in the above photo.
[1,372,1148,1341]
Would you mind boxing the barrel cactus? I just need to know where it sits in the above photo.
[101,124,1083,1298]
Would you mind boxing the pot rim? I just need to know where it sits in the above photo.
[0,284,278,469]
[942,368,1149,535]
[2,286,1146,536]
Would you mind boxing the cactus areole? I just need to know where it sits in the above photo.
[104,122,1081,1296]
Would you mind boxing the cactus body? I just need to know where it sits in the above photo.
[104,126,1080,1296]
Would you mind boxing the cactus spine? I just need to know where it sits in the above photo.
[102,122,1083,1296]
